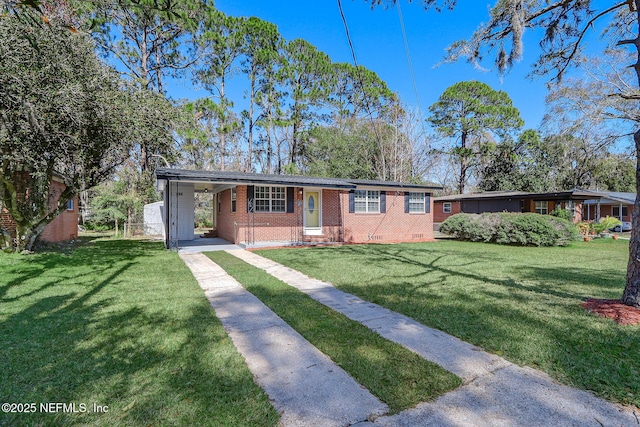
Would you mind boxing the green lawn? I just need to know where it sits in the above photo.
[257,239,640,408]
[207,251,461,414]
[0,238,277,426]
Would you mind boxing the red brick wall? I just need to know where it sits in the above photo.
[216,188,237,243]
[0,208,16,238]
[584,204,632,222]
[40,180,78,243]
[217,186,435,244]
[573,202,583,223]
[341,190,434,243]
[1,179,78,243]
[433,201,461,223]
[226,185,304,244]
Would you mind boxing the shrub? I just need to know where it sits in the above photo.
[439,213,477,240]
[440,212,579,246]
[550,208,573,221]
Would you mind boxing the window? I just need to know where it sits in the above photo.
[443,202,452,214]
[354,190,380,213]
[255,186,286,213]
[67,199,74,211]
[231,187,237,213]
[612,206,628,218]
[409,192,425,213]
[535,201,548,215]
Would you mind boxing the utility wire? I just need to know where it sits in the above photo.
[337,0,392,180]
[397,1,424,119]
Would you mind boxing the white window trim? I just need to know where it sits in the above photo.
[66,199,74,211]
[535,201,548,215]
[231,187,237,213]
[443,202,452,214]
[254,185,286,213]
[612,205,628,218]
[354,189,380,213]
[409,192,426,214]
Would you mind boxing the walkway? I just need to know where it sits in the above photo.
[181,249,639,427]
[179,252,387,426]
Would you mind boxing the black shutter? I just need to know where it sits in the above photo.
[247,185,254,212]
[425,193,431,213]
[286,187,295,213]
[380,191,386,213]
[349,190,355,213]
[404,192,410,213]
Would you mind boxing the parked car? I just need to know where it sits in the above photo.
[611,221,632,232]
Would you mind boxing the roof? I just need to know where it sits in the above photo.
[155,168,442,191]
[583,191,635,205]
[435,189,604,202]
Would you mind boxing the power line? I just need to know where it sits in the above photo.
[337,0,393,180]
[337,0,359,68]
[396,1,424,118]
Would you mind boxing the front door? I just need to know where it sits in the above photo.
[305,191,320,228]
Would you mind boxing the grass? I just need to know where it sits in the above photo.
[0,238,278,426]
[206,251,462,414]
[257,239,640,408]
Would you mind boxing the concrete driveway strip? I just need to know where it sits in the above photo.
[179,252,388,427]
[228,249,639,427]
[226,249,506,383]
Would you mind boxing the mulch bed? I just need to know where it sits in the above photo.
[582,299,640,325]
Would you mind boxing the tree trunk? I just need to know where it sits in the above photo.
[622,0,640,307]
[458,131,468,194]
[16,221,46,252]
[220,76,227,171]
[623,128,640,307]
[247,71,255,172]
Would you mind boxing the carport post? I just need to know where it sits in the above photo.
[620,203,623,222]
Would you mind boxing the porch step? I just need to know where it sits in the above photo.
[202,229,218,238]
[302,234,331,243]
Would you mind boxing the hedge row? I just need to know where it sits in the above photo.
[439,212,580,247]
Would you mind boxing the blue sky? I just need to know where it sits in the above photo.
[173,0,566,130]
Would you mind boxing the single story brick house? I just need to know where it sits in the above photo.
[0,175,79,244]
[582,191,635,222]
[433,190,604,224]
[154,168,441,248]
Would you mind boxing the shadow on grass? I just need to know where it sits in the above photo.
[286,243,625,302]
[258,242,640,407]
[0,240,276,426]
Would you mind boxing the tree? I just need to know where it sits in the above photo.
[196,11,246,171]
[87,0,214,173]
[304,120,382,180]
[593,154,636,192]
[240,17,281,172]
[428,80,523,193]
[0,10,143,251]
[367,0,640,307]
[281,39,333,168]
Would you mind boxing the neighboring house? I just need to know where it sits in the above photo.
[582,191,635,222]
[0,175,78,243]
[154,168,441,248]
[434,190,604,223]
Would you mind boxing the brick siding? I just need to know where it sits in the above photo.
[435,199,585,223]
[433,201,461,223]
[584,204,632,222]
[215,185,435,244]
[1,178,78,243]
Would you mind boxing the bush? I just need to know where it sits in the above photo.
[550,208,573,221]
[440,212,579,247]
